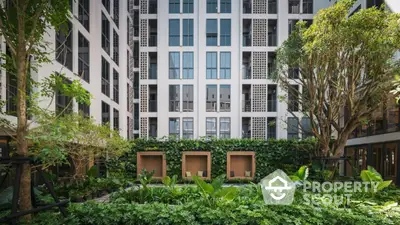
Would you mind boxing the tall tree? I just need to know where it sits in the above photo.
[0,0,72,218]
[276,0,400,157]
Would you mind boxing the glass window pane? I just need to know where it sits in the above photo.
[206,19,218,46]
[220,0,231,13]
[183,19,194,46]
[207,0,217,13]
[220,52,231,79]
[169,52,180,79]
[169,19,180,46]
[169,0,180,13]
[220,19,231,46]
[183,52,194,79]
[183,0,193,13]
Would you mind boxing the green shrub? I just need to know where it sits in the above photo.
[106,139,316,182]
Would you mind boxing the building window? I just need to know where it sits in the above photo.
[220,52,231,79]
[102,101,110,125]
[113,0,119,26]
[134,72,139,99]
[206,117,217,137]
[169,19,180,46]
[183,85,194,112]
[206,19,218,46]
[301,117,313,138]
[169,0,180,13]
[169,118,180,139]
[288,0,300,14]
[220,19,231,46]
[268,0,277,14]
[288,85,299,112]
[207,0,217,13]
[220,85,231,112]
[183,19,194,46]
[267,85,277,112]
[113,30,119,65]
[127,83,131,112]
[78,32,90,83]
[78,0,90,31]
[78,101,90,117]
[220,117,231,138]
[169,52,180,79]
[303,0,313,14]
[386,98,400,133]
[101,57,110,97]
[169,85,180,112]
[183,52,194,79]
[288,19,299,36]
[134,103,139,130]
[56,21,73,71]
[206,52,217,79]
[102,13,110,54]
[183,0,193,13]
[55,79,72,115]
[183,118,194,139]
[102,0,110,12]
[206,85,217,112]
[220,0,231,13]
[113,69,119,104]
[267,117,277,139]
[113,108,119,131]
[149,0,157,14]
[287,117,299,139]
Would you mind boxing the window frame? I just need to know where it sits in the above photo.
[169,52,180,79]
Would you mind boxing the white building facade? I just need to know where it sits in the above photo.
[1,0,135,139]
[133,0,332,140]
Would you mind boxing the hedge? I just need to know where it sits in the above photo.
[107,138,316,182]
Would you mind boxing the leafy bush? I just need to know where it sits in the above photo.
[107,139,315,182]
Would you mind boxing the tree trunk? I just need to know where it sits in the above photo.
[16,42,31,220]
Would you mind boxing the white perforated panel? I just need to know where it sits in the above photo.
[140,85,148,112]
[140,0,147,14]
[253,52,267,79]
[140,117,148,138]
[252,84,266,112]
[140,52,147,79]
[252,117,266,139]
[253,0,267,14]
[140,19,148,47]
[253,19,267,47]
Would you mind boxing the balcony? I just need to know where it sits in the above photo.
[149,100,157,112]
[289,0,300,14]
[242,100,251,112]
[243,0,252,14]
[243,33,251,47]
[206,101,217,112]
[149,117,157,138]
[243,67,251,79]
[268,0,277,14]
[148,0,157,14]
[242,117,251,139]
[169,100,180,112]
[268,20,278,47]
[267,100,277,112]
[220,102,231,112]
[149,34,157,47]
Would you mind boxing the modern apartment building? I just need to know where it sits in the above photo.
[132,0,334,140]
[342,0,400,185]
[1,0,134,139]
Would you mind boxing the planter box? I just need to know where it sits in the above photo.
[137,152,166,179]
[182,152,211,180]
[227,152,255,180]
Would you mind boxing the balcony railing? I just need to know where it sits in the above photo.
[220,102,231,112]
[242,130,251,139]
[169,100,180,112]
[149,34,157,47]
[206,101,217,112]
[267,100,277,112]
[149,100,157,112]
[243,33,251,46]
[242,100,251,112]
[183,101,194,112]
[243,67,251,79]
[268,33,277,46]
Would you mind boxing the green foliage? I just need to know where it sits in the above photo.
[30,186,400,225]
[289,165,309,182]
[192,175,238,208]
[360,166,392,192]
[107,139,315,182]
